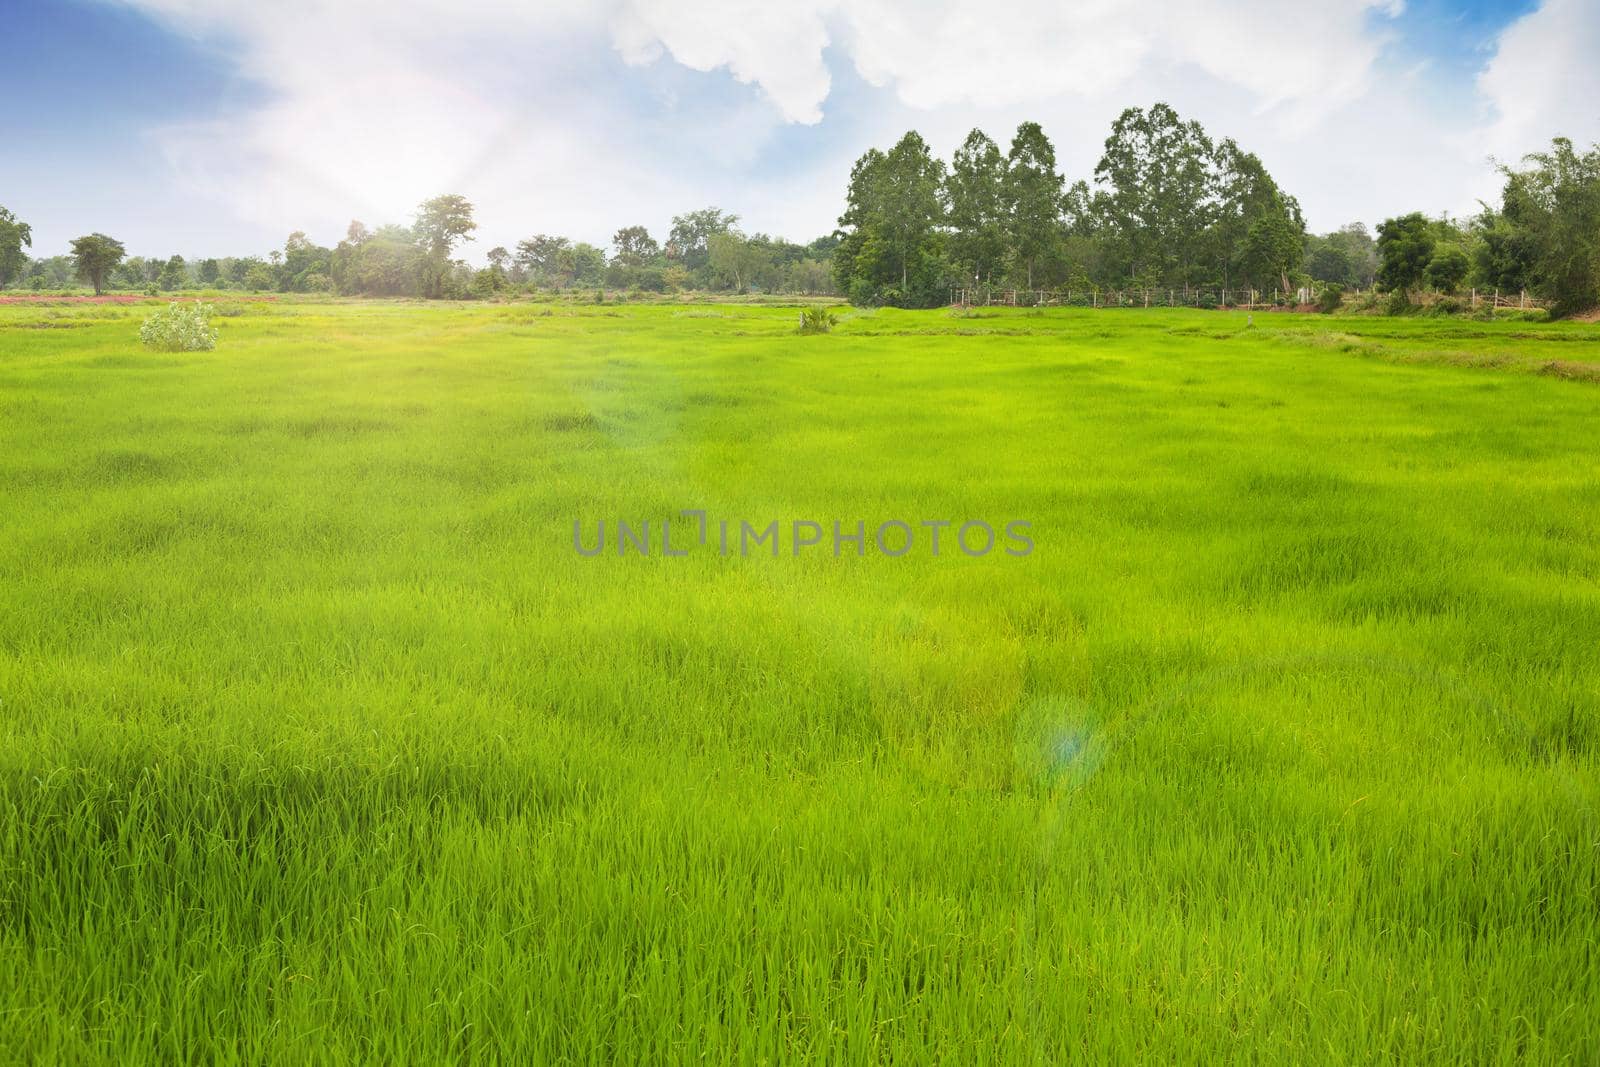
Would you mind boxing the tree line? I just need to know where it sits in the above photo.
[2,102,1595,314]
[0,198,836,300]
[831,104,1600,315]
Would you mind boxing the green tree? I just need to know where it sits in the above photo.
[159,254,186,291]
[1306,243,1355,286]
[1376,213,1435,293]
[611,226,660,267]
[878,131,945,294]
[833,133,947,305]
[515,235,571,286]
[1212,140,1304,292]
[945,129,1008,286]
[414,194,477,298]
[1497,137,1600,316]
[69,233,126,295]
[1470,210,1535,294]
[0,206,32,289]
[667,208,738,281]
[707,231,771,291]
[1003,122,1064,289]
[1094,103,1216,286]
[1424,246,1470,293]
[197,258,221,285]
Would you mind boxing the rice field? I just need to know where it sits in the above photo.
[1,299,1597,1062]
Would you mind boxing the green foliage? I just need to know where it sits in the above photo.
[69,232,126,295]
[834,132,948,306]
[945,129,1009,286]
[1424,246,1470,293]
[138,301,218,351]
[1316,284,1344,314]
[1003,121,1064,288]
[1095,103,1216,286]
[667,207,739,283]
[1384,288,1414,316]
[1497,137,1600,317]
[1376,213,1435,292]
[0,205,32,289]
[795,305,837,333]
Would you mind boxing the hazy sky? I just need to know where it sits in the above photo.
[3,0,1596,261]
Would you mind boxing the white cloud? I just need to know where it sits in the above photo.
[1478,0,1600,162]
[90,0,1593,258]
[611,0,1405,127]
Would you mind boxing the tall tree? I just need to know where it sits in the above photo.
[667,208,738,278]
[1497,137,1600,316]
[1376,213,1435,294]
[1210,141,1305,292]
[611,225,660,267]
[0,206,32,289]
[1003,122,1064,289]
[1094,103,1216,286]
[413,194,477,298]
[707,231,770,291]
[945,129,1008,286]
[69,233,126,295]
[515,235,571,285]
[878,131,946,292]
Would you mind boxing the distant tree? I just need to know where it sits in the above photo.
[562,242,607,286]
[1095,104,1216,286]
[1424,246,1470,293]
[945,129,1009,286]
[1496,137,1600,316]
[1003,122,1065,289]
[707,232,771,291]
[197,258,221,285]
[244,263,276,292]
[784,258,833,294]
[159,254,186,291]
[70,233,126,295]
[332,223,420,296]
[1306,243,1355,286]
[1470,210,1535,294]
[832,131,947,306]
[515,234,571,286]
[486,246,510,273]
[282,230,332,292]
[611,225,661,267]
[667,208,738,280]
[414,194,477,298]
[1376,213,1435,293]
[0,206,32,289]
[1212,140,1304,292]
[1330,223,1379,287]
[1236,205,1303,294]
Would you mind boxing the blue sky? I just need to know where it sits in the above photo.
[2,0,1595,262]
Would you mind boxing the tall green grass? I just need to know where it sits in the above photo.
[1,302,1596,1061]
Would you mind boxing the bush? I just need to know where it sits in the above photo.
[139,301,218,352]
[1317,285,1344,314]
[1384,289,1413,316]
[796,306,837,334]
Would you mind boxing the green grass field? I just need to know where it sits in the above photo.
[2,300,1597,1062]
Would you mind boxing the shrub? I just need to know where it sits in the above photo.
[1384,289,1413,316]
[796,306,837,334]
[1317,285,1344,314]
[139,301,218,352]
